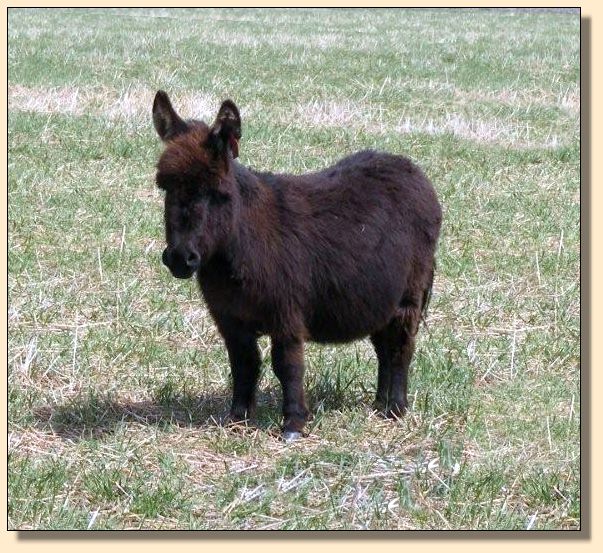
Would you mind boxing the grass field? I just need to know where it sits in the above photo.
[7,8,580,530]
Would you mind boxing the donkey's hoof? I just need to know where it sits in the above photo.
[222,411,252,427]
[282,431,303,442]
[384,404,407,419]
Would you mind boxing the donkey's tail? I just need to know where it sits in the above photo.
[420,262,436,327]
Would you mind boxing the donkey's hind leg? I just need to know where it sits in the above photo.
[370,329,391,412]
[386,318,415,417]
[371,299,421,418]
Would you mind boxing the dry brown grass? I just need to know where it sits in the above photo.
[9,83,576,149]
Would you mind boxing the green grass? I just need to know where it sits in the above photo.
[8,7,579,530]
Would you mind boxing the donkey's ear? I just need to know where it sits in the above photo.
[209,100,242,159]
[152,90,188,141]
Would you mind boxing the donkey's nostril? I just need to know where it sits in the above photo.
[186,251,200,268]
[162,248,170,267]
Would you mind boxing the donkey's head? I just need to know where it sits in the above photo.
[153,91,241,279]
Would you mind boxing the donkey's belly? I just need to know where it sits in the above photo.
[307,309,395,343]
[306,290,399,343]
[305,251,409,343]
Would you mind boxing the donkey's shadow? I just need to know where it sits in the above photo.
[32,378,376,441]
[33,390,288,442]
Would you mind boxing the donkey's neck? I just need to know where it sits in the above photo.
[221,164,283,281]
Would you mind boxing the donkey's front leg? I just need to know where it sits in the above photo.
[221,326,262,422]
[271,337,310,441]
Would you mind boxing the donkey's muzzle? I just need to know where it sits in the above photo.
[162,246,200,279]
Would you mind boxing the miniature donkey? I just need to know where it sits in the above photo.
[152,91,442,440]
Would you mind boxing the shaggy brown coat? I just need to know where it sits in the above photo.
[153,92,442,440]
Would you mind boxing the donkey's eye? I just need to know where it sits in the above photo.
[206,189,230,205]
